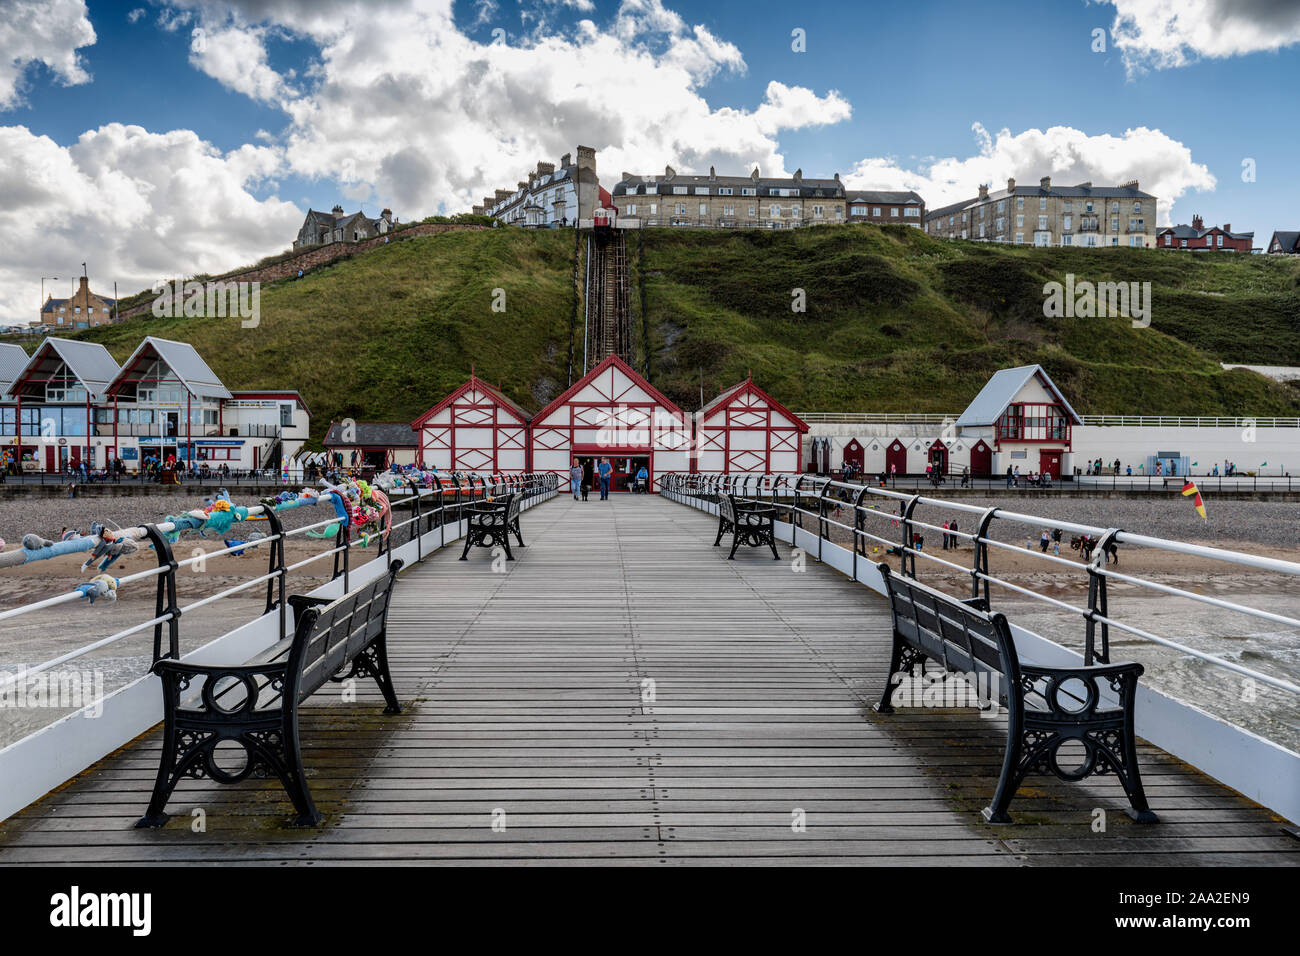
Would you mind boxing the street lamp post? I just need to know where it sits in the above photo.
[40,277,58,327]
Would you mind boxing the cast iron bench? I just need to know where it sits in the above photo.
[460,492,524,560]
[714,493,780,560]
[136,560,405,828]
[874,562,1156,824]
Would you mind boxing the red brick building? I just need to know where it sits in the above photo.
[1157,215,1253,252]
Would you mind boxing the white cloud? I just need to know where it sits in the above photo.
[188,18,291,103]
[0,0,96,110]
[1096,0,1300,73]
[158,0,850,213]
[127,8,146,24]
[844,123,1215,225]
[0,123,302,324]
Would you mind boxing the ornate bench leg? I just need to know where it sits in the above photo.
[275,711,322,827]
[727,530,742,560]
[510,518,525,548]
[982,725,1028,824]
[766,522,779,560]
[136,713,183,828]
[714,516,727,546]
[500,529,515,561]
[459,528,475,560]
[874,638,925,715]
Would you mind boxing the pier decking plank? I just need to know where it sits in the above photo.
[0,495,1294,865]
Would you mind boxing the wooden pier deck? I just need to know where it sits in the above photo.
[0,495,1296,865]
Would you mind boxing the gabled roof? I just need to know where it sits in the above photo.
[324,421,419,448]
[411,375,531,429]
[846,190,924,206]
[9,338,120,401]
[0,343,29,397]
[1158,223,1254,241]
[109,337,232,401]
[1268,231,1300,253]
[955,365,1082,427]
[700,378,810,433]
[534,354,684,422]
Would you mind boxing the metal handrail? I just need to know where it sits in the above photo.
[0,472,560,700]
[663,472,1300,697]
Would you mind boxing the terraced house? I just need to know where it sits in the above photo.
[924,176,1158,248]
[475,147,601,227]
[612,166,846,229]
[846,190,926,226]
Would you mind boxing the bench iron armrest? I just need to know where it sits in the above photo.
[152,658,292,715]
[288,594,330,616]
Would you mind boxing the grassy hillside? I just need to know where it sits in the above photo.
[40,224,1300,442]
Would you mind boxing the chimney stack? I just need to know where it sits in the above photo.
[664,164,676,179]
[560,152,571,167]
[978,184,989,200]
[1223,223,1231,233]
[1007,177,1016,193]
[1039,176,1051,189]
[792,168,802,182]
[1192,214,1203,231]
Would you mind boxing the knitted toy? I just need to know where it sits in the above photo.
[73,574,119,604]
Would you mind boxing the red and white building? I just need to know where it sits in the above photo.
[411,375,529,473]
[1157,216,1254,252]
[530,354,690,491]
[695,378,808,474]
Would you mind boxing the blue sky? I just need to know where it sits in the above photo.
[1,0,1298,323]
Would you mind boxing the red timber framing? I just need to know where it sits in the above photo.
[695,377,809,475]
[529,354,690,491]
[411,375,529,473]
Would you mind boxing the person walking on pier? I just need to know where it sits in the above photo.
[570,459,582,501]
[598,458,613,500]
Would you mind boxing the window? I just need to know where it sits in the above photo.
[1085,201,1094,213]
[718,187,733,196]
[904,207,919,217]
[748,205,756,217]
[699,203,707,217]
[1129,218,1143,231]
[1181,239,1188,247]
[649,203,657,215]
[1216,234,1223,247]
[1038,216,1047,230]
[1111,217,1119,232]
[978,224,985,238]
[812,205,824,217]
[791,206,800,218]
[1111,201,1119,212]
[873,207,881,217]
[675,203,686,215]
[1132,201,1142,213]
[1015,233,1024,244]
[280,404,294,427]
[836,207,843,219]
[741,187,756,196]
[673,186,687,195]
[997,200,1006,213]
[1063,214,1072,231]
[1062,234,1073,246]
[1130,236,1143,247]
[769,205,781,217]
[851,205,866,215]
[1016,197,1024,210]
[891,207,899,216]
[722,204,734,217]
[626,204,636,216]
[75,306,81,314]
[1016,215,1024,229]
[695,186,709,195]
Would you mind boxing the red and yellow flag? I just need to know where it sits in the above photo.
[1181,480,1206,519]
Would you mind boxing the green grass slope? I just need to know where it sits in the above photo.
[48,224,1300,442]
